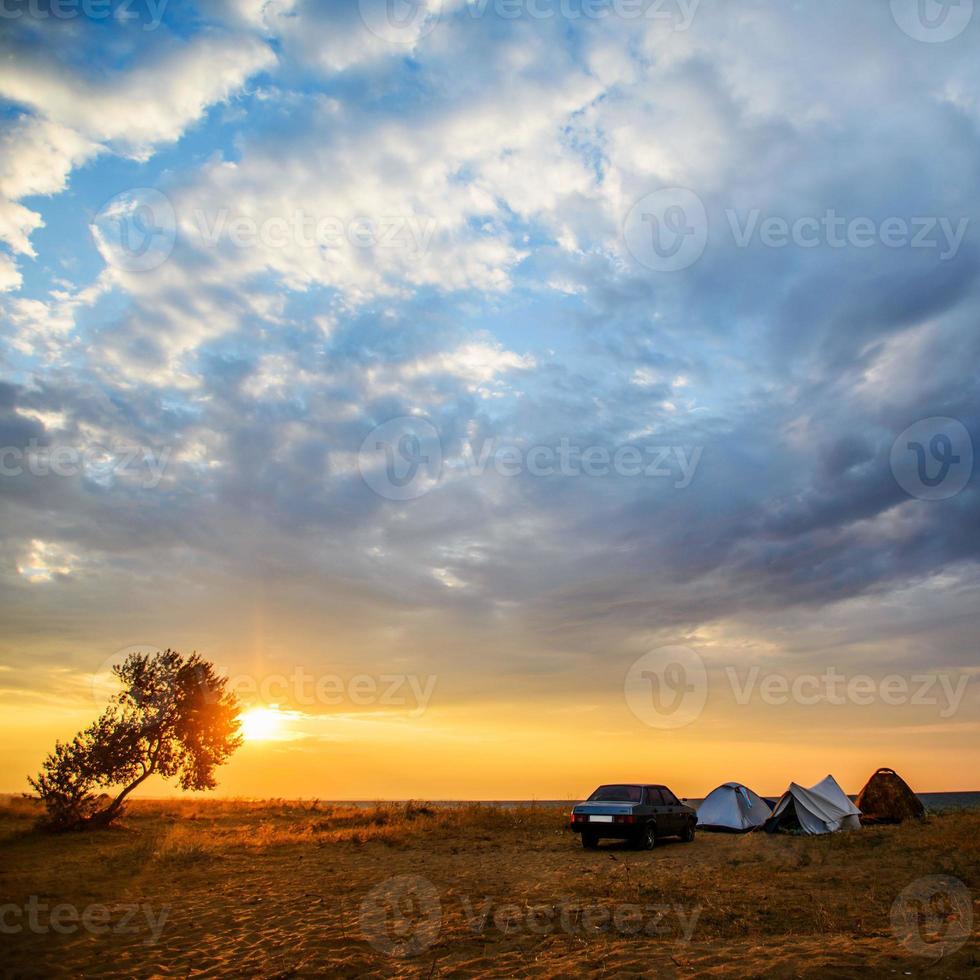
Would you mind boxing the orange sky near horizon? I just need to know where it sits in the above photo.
[3,579,977,802]
[4,659,977,801]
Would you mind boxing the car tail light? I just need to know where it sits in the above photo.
[613,814,636,824]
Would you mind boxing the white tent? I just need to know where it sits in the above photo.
[764,774,861,835]
[696,782,772,832]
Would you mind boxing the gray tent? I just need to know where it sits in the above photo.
[696,782,771,832]
[764,775,861,835]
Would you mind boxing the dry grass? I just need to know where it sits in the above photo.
[0,796,562,879]
[0,794,43,822]
[0,797,977,977]
[128,798,553,850]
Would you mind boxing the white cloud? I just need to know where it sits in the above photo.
[2,279,107,358]
[0,33,275,152]
[0,28,274,272]
[269,0,441,74]
[0,117,101,200]
[0,252,22,292]
[362,339,534,400]
[0,115,99,294]
[17,540,77,584]
[241,353,307,399]
[0,198,43,257]
[402,342,536,388]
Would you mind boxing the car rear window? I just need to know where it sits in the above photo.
[589,785,643,802]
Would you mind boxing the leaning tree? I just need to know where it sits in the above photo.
[29,649,242,831]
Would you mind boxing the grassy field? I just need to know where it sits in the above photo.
[0,796,977,978]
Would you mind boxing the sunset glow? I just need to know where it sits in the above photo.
[238,707,287,743]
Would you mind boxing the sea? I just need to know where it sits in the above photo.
[903,792,980,812]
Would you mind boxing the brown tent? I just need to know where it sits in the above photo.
[855,767,925,824]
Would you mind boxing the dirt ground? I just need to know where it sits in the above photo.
[0,798,977,978]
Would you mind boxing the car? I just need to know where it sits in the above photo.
[569,783,697,850]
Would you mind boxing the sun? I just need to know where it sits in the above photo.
[239,706,285,742]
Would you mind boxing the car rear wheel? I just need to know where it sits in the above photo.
[635,823,656,850]
[681,820,696,843]
[581,831,598,849]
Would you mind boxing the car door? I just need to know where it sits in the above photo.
[660,786,684,834]
[645,786,674,835]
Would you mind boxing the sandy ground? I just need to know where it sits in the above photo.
[0,799,977,978]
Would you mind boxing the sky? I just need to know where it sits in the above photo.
[0,0,978,800]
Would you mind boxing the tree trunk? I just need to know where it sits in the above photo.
[89,768,154,827]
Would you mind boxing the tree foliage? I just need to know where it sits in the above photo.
[28,650,242,831]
